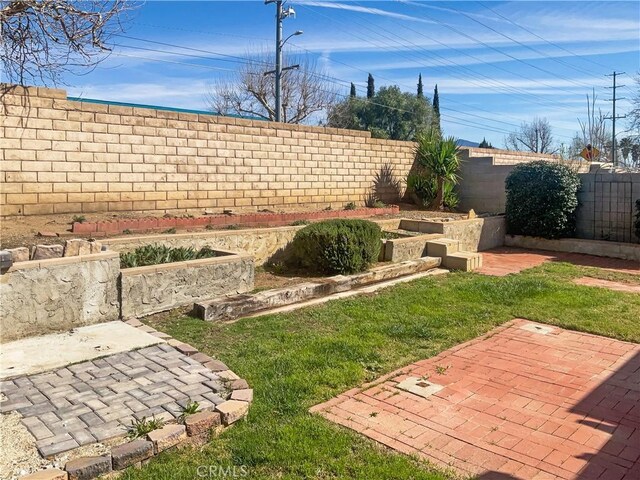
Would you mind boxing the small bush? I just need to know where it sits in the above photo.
[505,161,580,239]
[120,244,219,268]
[635,199,640,240]
[407,174,458,209]
[291,219,381,274]
[72,215,86,224]
[344,202,357,210]
[363,191,380,208]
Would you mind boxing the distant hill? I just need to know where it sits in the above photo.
[456,139,479,147]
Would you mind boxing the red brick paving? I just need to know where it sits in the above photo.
[477,247,640,277]
[311,319,640,479]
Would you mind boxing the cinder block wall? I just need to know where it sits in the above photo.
[456,148,565,213]
[576,165,640,243]
[0,85,415,216]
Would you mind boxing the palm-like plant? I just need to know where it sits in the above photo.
[414,131,462,210]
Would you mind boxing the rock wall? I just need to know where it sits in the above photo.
[102,219,403,266]
[120,253,254,318]
[504,236,640,262]
[0,252,120,342]
[399,216,506,252]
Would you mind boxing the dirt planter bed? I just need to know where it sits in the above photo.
[120,250,254,318]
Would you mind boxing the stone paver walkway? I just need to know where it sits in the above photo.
[0,344,230,457]
[311,319,640,480]
[477,247,640,277]
[574,277,640,294]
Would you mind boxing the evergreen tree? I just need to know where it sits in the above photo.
[417,74,424,98]
[350,82,357,98]
[479,138,489,148]
[433,84,440,117]
[367,73,375,99]
[432,84,441,133]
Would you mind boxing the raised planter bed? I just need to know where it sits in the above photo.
[398,215,505,252]
[72,206,401,235]
[195,256,441,322]
[120,250,254,318]
[0,252,120,342]
[504,235,640,262]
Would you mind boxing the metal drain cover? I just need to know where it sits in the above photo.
[521,323,555,335]
[396,376,443,399]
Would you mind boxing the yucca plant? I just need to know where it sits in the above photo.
[414,131,461,210]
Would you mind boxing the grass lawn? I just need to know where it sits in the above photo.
[124,262,640,480]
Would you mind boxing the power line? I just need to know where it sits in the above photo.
[129,17,582,134]
[110,34,541,135]
[605,71,628,166]
[304,1,587,117]
[475,1,614,72]
[423,1,606,80]
[396,0,595,97]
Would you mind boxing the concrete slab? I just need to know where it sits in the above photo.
[0,322,163,379]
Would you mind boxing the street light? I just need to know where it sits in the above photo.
[265,1,302,122]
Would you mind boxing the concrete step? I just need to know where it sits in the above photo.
[443,251,483,272]
[426,238,460,258]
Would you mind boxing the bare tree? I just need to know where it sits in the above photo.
[504,117,556,153]
[574,90,611,162]
[629,73,640,134]
[1,0,136,85]
[207,50,339,124]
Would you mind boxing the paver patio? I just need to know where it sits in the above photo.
[311,319,640,479]
[477,247,640,277]
[0,344,230,458]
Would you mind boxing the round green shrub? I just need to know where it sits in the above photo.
[292,219,382,274]
[505,161,580,239]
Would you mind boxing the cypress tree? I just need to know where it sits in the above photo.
[350,82,357,98]
[433,84,440,117]
[367,73,375,99]
[417,74,423,98]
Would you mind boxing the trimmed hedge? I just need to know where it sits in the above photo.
[292,219,381,274]
[505,161,580,239]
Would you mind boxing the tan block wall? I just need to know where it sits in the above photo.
[1,85,416,216]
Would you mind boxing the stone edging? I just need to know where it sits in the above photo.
[19,319,252,480]
[195,256,442,322]
[72,206,400,234]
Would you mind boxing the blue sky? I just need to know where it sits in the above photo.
[60,0,639,146]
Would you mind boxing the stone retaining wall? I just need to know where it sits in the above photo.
[0,252,120,342]
[399,216,506,252]
[120,251,254,318]
[102,218,403,266]
[504,235,640,262]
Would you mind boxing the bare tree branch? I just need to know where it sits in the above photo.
[206,49,339,124]
[504,117,556,154]
[1,0,139,85]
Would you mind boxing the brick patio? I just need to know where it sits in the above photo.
[477,247,640,277]
[311,319,640,480]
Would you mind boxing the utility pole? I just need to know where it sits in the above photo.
[605,71,626,166]
[265,1,302,123]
